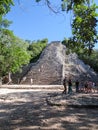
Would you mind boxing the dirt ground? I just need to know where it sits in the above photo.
[0,88,98,130]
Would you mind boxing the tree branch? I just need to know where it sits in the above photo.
[45,0,59,14]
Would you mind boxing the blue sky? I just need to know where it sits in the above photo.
[6,0,98,49]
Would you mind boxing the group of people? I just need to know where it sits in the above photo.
[62,76,97,94]
[79,80,96,93]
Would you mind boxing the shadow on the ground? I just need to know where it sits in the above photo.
[0,91,98,130]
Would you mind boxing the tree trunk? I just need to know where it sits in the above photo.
[0,77,2,85]
[8,72,12,84]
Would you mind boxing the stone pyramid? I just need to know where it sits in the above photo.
[12,42,98,85]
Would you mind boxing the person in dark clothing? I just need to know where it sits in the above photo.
[84,81,88,93]
[68,78,72,94]
[62,77,67,94]
[75,80,79,92]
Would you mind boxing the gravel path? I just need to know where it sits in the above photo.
[0,88,98,130]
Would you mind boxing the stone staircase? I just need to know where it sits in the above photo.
[20,60,63,85]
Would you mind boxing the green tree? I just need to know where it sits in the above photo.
[0,18,12,29]
[72,4,98,56]
[0,30,31,80]
[0,0,14,16]
[79,49,98,72]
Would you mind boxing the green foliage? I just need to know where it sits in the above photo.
[61,0,90,12]
[0,0,14,17]
[71,3,98,56]
[62,38,84,55]
[79,50,98,72]
[0,18,12,28]
[0,30,31,77]
[28,39,48,63]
